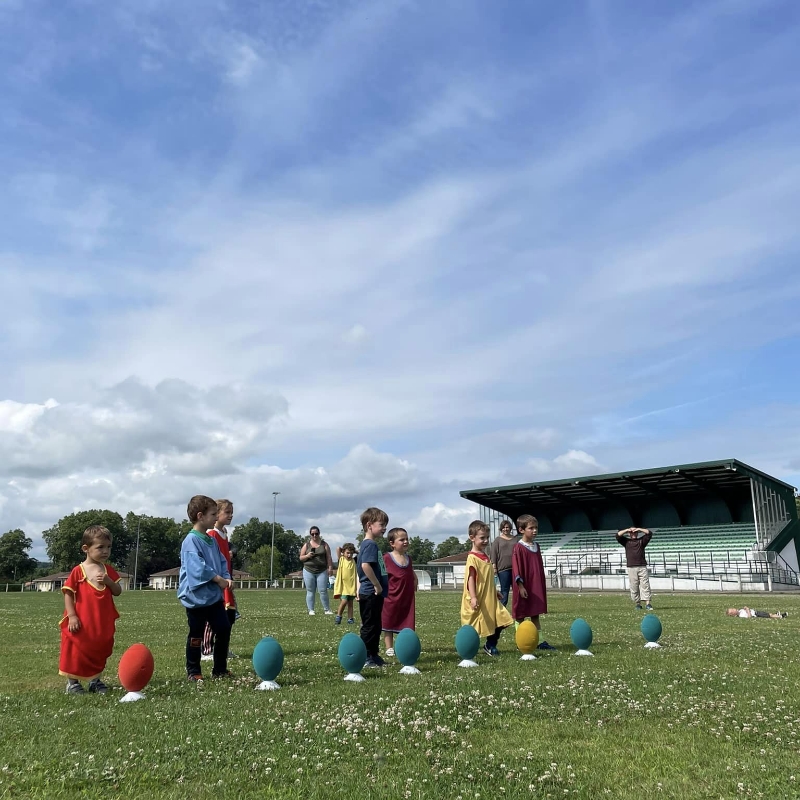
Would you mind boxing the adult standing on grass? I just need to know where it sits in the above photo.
[616,526,654,610]
[489,518,519,607]
[300,526,334,615]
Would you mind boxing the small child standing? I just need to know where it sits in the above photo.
[382,527,417,657]
[333,543,358,624]
[59,525,122,695]
[357,507,389,668]
[201,499,237,661]
[462,520,512,656]
[511,514,555,651]
[178,495,234,681]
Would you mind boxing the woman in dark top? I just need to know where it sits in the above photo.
[300,526,334,615]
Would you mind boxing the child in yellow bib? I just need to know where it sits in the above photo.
[334,543,358,625]
[461,520,513,656]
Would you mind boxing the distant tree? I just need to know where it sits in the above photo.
[246,545,284,580]
[407,536,435,565]
[0,529,35,581]
[434,536,470,560]
[229,518,302,573]
[124,513,183,585]
[42,510,128,571]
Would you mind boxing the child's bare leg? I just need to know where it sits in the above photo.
[337,598,347,616]
[384,632,393,651]
[347,599,354,619]
[532,615,541,632]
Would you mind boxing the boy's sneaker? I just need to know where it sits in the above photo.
[635,604,643,610]
[200,654,213,661]
[308,610,315,616]
[323,610,334,615]
[212,670,234,679]
[364,657,380,668]
[66,680,85,695]
[371,654,386,667]
[385,648,395,657]
[645,604,653,610]
[188,674,204,684]
[537,641,557,651]
[483,644,499,657]
[227,651,239,659]
[334,615,342,625]
[347,618,356,624]
[781,612,789,618]
[88,679,108,694]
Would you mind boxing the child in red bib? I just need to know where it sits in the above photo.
[59,525,122,695]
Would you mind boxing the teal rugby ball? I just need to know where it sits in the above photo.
[337,633,367,674]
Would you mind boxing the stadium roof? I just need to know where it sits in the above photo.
[460,459,796,518]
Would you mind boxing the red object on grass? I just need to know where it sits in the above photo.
[118,643,154,692]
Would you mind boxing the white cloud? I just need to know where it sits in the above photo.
[527,450,605,479]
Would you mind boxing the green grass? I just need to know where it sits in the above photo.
[1,590,799,799]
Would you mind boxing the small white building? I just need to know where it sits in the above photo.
[428,551,470,587]
[33,570,132,591]
[149,566,251,589]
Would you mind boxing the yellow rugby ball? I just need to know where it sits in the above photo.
[515,620,539,654]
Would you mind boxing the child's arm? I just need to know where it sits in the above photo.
[467,568,479,611]
[361,563,383,596]
[64,591,81,632]
[101,574,123,597]
[512,547,527,598]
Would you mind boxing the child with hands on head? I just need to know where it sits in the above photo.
[59,525,122,695]
[178,495,235,682]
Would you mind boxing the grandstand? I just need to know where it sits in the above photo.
[460,459,800,592]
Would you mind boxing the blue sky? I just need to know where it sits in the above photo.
[2,0,800,559]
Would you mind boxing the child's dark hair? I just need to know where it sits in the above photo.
[387,527,407,545]
[187,495,217,522]
[468,520,489,538]
[340,542,356,554]
[516,514,538,532]
[83,525,112,547]
[360,507,389,531]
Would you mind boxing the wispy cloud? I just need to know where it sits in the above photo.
[2,0,800,558]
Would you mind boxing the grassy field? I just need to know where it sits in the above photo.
[0,589,798,799]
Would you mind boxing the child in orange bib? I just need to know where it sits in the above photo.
[59,525,122,695]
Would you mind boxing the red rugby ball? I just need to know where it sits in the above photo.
[118,643,154,692]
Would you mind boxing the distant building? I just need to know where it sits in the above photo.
[33,570,132,592]
[148,567,251,590]
[428,551,470,588]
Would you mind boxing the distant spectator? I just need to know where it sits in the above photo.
[300,526,334,615]
[616,527,653,610]
[489,519,519,607]
[727,607,787,620]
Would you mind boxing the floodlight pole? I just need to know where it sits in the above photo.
[270,492,280,585]
[132,517,141,590]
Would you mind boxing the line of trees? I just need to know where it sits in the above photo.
[1,510,471,584]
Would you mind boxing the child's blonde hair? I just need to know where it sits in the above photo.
[468,520,489,538]
[215,498,233,516]
[82,525,112,547]
[360,507,388,531]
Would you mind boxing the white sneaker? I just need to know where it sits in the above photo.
[385,648,395,657]
[308,610,315,616]
[324,610,334,615]
[200,654,213,661]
